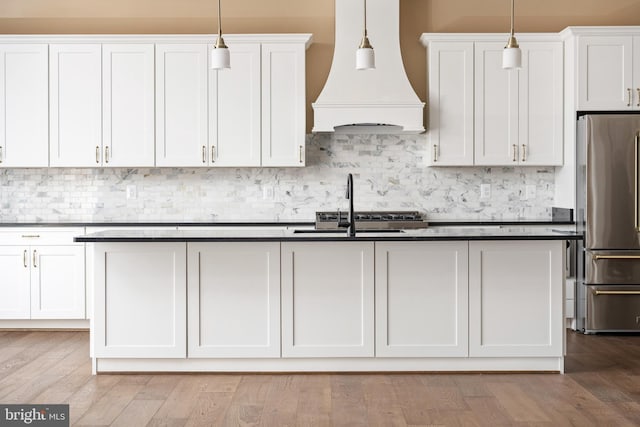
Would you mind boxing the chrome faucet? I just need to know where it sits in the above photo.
[338,173,356,237]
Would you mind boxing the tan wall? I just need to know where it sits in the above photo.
[2,0,639,131]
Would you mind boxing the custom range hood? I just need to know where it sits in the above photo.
[312,0,425,134]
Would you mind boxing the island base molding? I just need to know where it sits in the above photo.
[93,357,564,374]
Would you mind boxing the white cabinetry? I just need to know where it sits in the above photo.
[375,242,468,357]
[187,242,280,357]
[469,240,564,357]
[209,43,261,167]
[0,229,85,320]
[0,44,48,167]
[261,43,307,167]
[155,44,208,167]
[421,34,563,166]
[93,242,186,358]
[102,44,155,167]
[576,35,640,110]
[49,44,102,167]
[281,242,375,357]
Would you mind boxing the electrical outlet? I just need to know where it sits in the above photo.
[526,184,536,200]
[126,185,137,200]
[263,186,275,200]
[480,184,491,199]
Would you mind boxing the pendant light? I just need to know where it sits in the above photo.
[502,0,521,69]
[356,0,375,70]
[211,0,230,69]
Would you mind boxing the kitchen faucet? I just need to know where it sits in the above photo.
[338,173,356,237]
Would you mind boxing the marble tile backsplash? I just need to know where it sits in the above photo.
[0,134,554,222]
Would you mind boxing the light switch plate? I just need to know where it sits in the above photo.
[480,184,491,199]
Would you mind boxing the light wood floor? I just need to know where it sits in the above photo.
[0,330,639,426]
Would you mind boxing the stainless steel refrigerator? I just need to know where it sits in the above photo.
[576,114,640,333]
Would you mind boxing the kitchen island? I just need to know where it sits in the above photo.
[77,227,580,374]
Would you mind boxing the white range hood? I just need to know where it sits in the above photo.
[312,0,425,134]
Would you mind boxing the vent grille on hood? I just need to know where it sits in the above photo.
[312,0,425,134]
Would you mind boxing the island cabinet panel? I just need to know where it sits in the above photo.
[281,242,375,358]
[0,247,31,319]
[93,242,186,358]
[469,240,564,357]
[187,242,280,358]
[375,242,469,357]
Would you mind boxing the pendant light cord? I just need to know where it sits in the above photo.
[215,0,227,49]
[510,0,514,37]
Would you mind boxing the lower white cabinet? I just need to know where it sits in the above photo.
[93,242,186,358]
[281,242,375,357]
[0,229,85,320]
[469,240,564,357]
[375,242,469,357]
[187,242,280,358]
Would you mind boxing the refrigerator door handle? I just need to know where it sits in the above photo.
[636,132,640,231]
[594,254,640,260]
[594,290,640,296]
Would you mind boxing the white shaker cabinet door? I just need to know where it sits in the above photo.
[261,43,306,167]
[0,44,48,168]
[427,41,474,166]
[281,242,375,358]
[375,242,469,357]
[93,243,187,358]
[30,245,85,319]
[469,240,564,358]
[577,36,633,111]
[155,44,208,167]
[187,242,280,358]
[102,44,155,167]
[209,42,261,167]
[0,246,31,319]
[49,44,102,167]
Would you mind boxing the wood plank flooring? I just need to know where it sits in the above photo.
[0,330,639,426]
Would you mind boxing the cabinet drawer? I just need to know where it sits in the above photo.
[0,228,84,245]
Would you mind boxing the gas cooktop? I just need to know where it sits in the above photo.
[315,211,428,230]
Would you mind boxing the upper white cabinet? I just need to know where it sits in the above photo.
[49,44,102,167]
[576,34,640,110]
[102,44,155,167]
[0,45,48,168]
[421,34,563,167]
[155,44,209,167]
[261,43,307,167]
[209,43,262,167]
[281,242,375,358]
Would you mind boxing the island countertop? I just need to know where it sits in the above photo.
[75,225,581,242]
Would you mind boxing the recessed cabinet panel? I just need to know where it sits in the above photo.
[210,43,261,167]
[469,241,563,357]
[187,242,280,358]
[49,44,102,167]
[281,242,375,358]
[427,42,474,166]
[103,44,155,167]
[94,242,187,358]
[0,247,31,319]
[155,44,208,167]
[261,43,306,167]
[375,242,469,357]
[0,45,48,168]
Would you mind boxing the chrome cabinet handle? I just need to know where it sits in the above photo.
[202,146,206,164]
[21,234,40,238]
[433,145,438,162]
[95,146,100,164]
[32,250,37,268]
[521,144,526,162]
[628,88,633,107]
[512,144,517,162]
[23,250,28,268]
[211,146,216,163]
[105,146,110,164]
[595,290,640,296]
[299,146,304,164]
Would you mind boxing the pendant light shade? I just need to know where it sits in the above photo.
[356,0,375,70]
[502,0,521,69]
[211,0,230,69]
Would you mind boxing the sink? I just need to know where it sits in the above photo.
[293,229,405,234]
